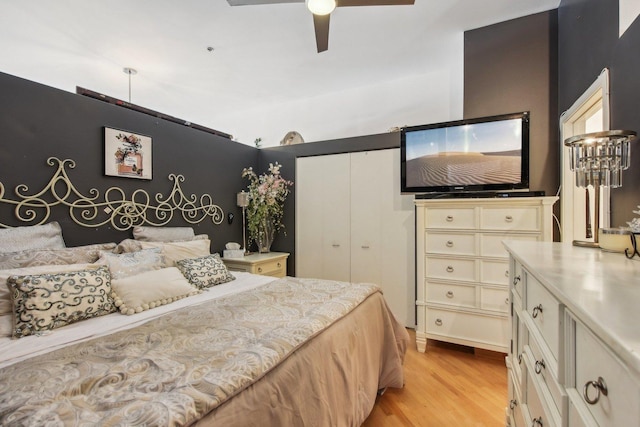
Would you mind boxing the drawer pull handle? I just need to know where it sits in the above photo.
[257,267,263,273]
[505,298,509,305]
[583,377,608,405]
[532,417,543,427]
[446,215,454,222]
[518,354,523,365]
[534,359,545,374]
[532,304,543,318]
[362,245,370,249]
[277,263,281,268]
[513,275,521,286]
[446,240,454,247]
[435,318,443,326]
[509,399,518,410]
[446,291,454,298]
[332,244,340,248]
[505,215,514,222]
[504,270,509,277]
[446,266,454,273]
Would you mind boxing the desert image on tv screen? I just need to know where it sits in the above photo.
[405,118,522,188]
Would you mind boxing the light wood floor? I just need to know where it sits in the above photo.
[362,329,508,427]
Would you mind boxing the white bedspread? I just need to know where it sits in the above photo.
[0,272,275,369]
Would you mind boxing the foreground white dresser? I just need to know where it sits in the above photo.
[505,241,640,427]
[415,197,557,353]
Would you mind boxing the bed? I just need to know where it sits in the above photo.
[0,223,409,426]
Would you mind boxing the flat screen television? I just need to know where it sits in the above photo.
[400,112,530,195]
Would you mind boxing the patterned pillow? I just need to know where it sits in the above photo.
[0,242,117,270]
[139,239,210,266]
[0,222,65,254]
[7,265,115,338]
[110,267,201,315]
[97,248,164,279]
[175,254,235,289]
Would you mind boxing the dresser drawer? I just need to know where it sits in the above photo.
[480,233,540,258]
[511,260,524,300]
[481,207,540,231]
[426,257,477,282]
[572,318,640,427]
[425,208,476,229]
[426,308,509,349]
[480,287,510,313]
[527,331,565,417]
[480,259,510,285]
[425,232,477,256]
[525,274,561,364]
[427,282,476,308]
[526,362,560,427]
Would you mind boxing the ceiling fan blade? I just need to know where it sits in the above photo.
[226,0,302,6]
[313,14,330,53]
[337,0,414,6]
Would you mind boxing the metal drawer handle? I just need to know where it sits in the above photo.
[505,215,514,222]
[513,275,521,286]
[505,298,509,305]
[446,240,454,247]
[446,291,454,298]
[532,417,543,427]
[509,399,518,410]
[361,245,370,249]
[257,267,263,273]
[534,359,545,374]
[277,262,281,268]
[532,304,543,318]
[583,377,608,405]
[446,215,454,222]
[504,270,509,277]
[518,354,522,365]
[435,318,443,326]
[332,244,340,248]
[446,266,454,273]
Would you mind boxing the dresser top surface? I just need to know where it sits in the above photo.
[504,240,640,376]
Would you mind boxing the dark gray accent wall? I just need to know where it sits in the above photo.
[0,72,258,254]
[464,10,560,198]
[558,0,640,226]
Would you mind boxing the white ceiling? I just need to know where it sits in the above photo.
[0,0,560,146]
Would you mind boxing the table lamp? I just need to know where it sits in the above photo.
[236,191,250,254]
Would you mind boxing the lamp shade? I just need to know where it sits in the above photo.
[306,0,336,15]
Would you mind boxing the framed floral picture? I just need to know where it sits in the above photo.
[104,127,152,180]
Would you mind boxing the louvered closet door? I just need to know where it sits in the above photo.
[295,154,350,281]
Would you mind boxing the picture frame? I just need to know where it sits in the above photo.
[104,127,152,180]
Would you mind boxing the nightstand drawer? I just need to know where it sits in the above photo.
[481,207,540,231]
[222,252,289,278]
[425,232,477,256]
[425,208,476,229]
[253,258,286,276]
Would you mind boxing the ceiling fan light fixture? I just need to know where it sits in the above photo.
[306,0,336,15]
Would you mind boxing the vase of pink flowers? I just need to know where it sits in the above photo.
[242,163,293,253]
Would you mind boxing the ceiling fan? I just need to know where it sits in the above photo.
[226,0,415,53]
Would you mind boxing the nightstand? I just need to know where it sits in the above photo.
[222,252,289,278]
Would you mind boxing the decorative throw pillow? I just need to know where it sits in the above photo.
[7,265,115,338]
[96,248,164,280]
[0,263,98,317]
[139,239,210,266]
[110,267,200,315]
[115,239,143,254]
[0,222,65,254]
[133,226,195,242]
[0,242,117,270]
[175,254,235,289]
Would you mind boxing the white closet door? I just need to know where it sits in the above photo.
[296,154,350,281]
[350,149,415,327]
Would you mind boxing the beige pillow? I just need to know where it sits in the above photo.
[0,243,117,270]
[175,254,235,289]
[7,265,115,338]
[110,267,200,315]
[0,263,99,317]
[133,226,195,242]
[0,222,65,254]
[139,239,210,266]
[97,248,164,279]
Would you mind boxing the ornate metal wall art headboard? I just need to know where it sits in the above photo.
[0,157,224,230]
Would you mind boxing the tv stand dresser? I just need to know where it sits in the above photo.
[414,196,557,353]
[504,240,640,427]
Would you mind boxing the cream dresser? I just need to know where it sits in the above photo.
[505,241,640,427]
[415,196,557,353]
[222,252,289,278]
